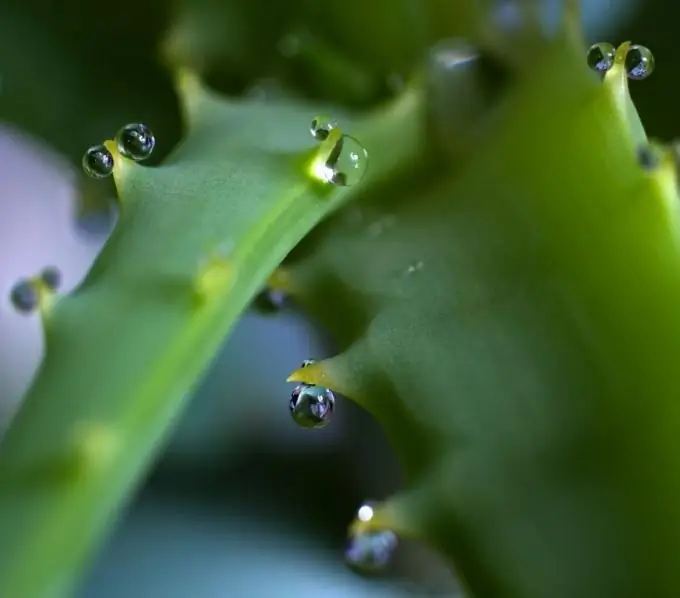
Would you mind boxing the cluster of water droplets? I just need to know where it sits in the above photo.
[309,115,368,187]
[9,266,62,314]
[345,502,398,573]
[288,359,336,429]
[287,363,399,571]
[586,42,655,80]
[82,123,156,179]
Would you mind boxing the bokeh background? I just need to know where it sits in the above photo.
[0,0,670,595]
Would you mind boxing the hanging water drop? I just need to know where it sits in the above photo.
[310,116,338,141]
[345,528,398,572]
[625,45,655,80]
[322,135,368,187]
[289,384,335,429]
[115,123,156,161]
[9,280,38,314]
[586,42,615,73]
[82,145,114,179]
[40,266,62,291]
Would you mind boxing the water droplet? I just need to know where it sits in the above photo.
[301,359,316,368]
[322,135,368,187]
[625,45,655,80]
[82,145,114,179]
[40,266,62,291]
[253,288,287,313]
[637,145,660,170]
[586,42,615,73]
[115,123,156,161]
[310,115,338,141]
[345,529,398,572]
[9,280,38,314]
[289,384,335,429]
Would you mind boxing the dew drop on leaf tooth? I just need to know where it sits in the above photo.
[586,42,615,73]
[310,115,338,141]
[345,528,398,573]
[40,266,62,291]
[345,501,398,572]
[9,280,38,314]
[289,384,335,429]
[323,135,368,187]
[625,45,655,80]
[115,123,156,161]
[82,145,114,179]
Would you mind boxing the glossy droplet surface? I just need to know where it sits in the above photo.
[625,45,655,80]
[40,266,62,291]
[310,115,338,141]
[586,42,615,73]
[116,123,156,161]
[82,145,114,179]
[300,359,316,368]
[10,280,38,314]
[345,530,398,572]
[289,384,335,429]
[323,135,368,187]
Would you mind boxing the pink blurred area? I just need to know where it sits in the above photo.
[0,126,110,428]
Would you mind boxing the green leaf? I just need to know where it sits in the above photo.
[0,73,423,598]
[286,25,680,598]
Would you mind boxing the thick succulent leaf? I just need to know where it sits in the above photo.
[0,74,422,597]
[286,18,680,598]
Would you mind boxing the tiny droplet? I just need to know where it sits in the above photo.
[40,266,62,291]
[300,358,316,368]
[9,280,38,314]
[253,288,287,313]
[636,145,660,170]
[82,145,114,179]
[289,384,335,429]
[116,123,156,161]
[586,42,615,73]
[323,135,368,187]
[625,45,655,80]
[345,529,398,573]
[310,115,338,141]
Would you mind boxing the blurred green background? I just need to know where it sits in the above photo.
[0,0,674,595]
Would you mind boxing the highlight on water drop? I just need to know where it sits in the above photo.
[289,383,335,429]
[625,44,655,80]
[82,144,114,179]
[586,42,615,73]
[115,123,156,161]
